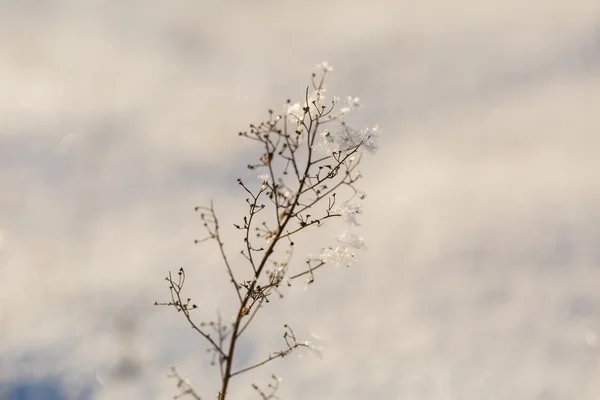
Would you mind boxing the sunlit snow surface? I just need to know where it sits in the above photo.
[1,1,600,399]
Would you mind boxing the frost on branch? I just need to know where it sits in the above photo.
[156,62,381,400]
[309,229,366,269]
[334,199,363,226]
[314,124,381,157]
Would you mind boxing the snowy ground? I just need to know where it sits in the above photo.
[1,1,600,399]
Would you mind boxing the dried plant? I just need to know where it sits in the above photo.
[155,62,381,399]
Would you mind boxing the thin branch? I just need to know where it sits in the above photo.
[289,261,325,280]
[237,298,265,339]
[209,201,243,304]
[231,337,310,377]
[166,271,228,361]
[219,106,319,399]
[278,213,340,240]
[165,66,375,400]
[168,367,203,400]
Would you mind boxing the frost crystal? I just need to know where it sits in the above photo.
[311,229,366,269]
[257,174,270,183]
[361,125,382,153]
[316,61,334,72]
[315,245,356,268]
[314,124,382,156]
[334,200,363,226]
[286,103,305,121]
[347,96,361,108]
[258,174,270,189]
[337,230,366,250]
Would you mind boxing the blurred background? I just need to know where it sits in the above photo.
[1,0,600,399]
